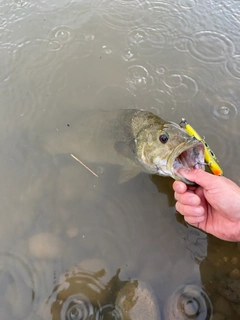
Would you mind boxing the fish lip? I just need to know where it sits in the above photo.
[167,139,205,184]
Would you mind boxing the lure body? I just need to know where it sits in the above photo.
[179,118,223,176]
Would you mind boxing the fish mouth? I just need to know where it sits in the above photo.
[168,139,205,185]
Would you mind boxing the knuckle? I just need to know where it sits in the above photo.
[193,168,203,175]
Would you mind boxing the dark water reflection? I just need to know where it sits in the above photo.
[1,0,240,319]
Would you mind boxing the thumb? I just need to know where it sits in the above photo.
[178,169,218,189]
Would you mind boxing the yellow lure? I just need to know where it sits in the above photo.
[179,118,223,176]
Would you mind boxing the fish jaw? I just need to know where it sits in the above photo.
[167,140,205,184]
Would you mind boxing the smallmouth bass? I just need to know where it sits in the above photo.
[45,109,205,184]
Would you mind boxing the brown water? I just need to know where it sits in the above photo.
[0,0,240,319]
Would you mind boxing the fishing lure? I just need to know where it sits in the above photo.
[179,118,223,176]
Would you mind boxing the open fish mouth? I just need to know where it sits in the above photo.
[171,141,205,184]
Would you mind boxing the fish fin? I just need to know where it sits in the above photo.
[114,141,135,160]
[118,166,141,184]
[114,141,141,183]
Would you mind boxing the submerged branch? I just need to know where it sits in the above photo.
[70,154,99,178]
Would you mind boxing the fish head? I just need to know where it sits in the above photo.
[135,121,205,185]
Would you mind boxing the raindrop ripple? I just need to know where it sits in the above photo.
[165,285,213,320]
[187,31,235,63]
[94,0,145,30]
[226,54,240,79]
[126,64,153,92]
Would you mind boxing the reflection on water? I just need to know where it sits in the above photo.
[1,0,240,319]
[44,264,160,320]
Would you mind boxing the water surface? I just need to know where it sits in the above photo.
[0,0,240,319]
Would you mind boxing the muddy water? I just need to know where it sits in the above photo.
[0,0,240,319]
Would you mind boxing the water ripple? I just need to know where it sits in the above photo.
[178,0,197,10]
[13,0,29,7]
[60,294,95,320]
[144,1,188,33]
[0,45,15,83]
[212,99,238,121]
[0,0,33,23]
[94,0,145,30]
[158,69,198,102]
[126,64,154,92]
[127,25,172,56]
[0,253,37,319]
[191,91,239,125]
[30,0,74,12]
[165,285,213,320]
[223,1,240,21]
[187,31,235,63]
[45,261,161,320]
[44,265,122,320]
[0,25,12,47]
[220,2,240,38]
[98,304,122,319]
[174,36,191,52]
[223,1,240,13]
[136,89,176,116]
[226,54,240,79]
[13,38,58,69]
[49,25,74,45]
[160,14,188,33]
[45,268,101,319]
[101,44,115,55]
[147,1,179,15]
[121,47,139,62]
[0,15,7,27]
[56,33,94,58]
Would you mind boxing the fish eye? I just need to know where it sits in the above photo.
[159,134,168,144]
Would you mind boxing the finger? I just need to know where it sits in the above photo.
[176,202,204,217]
[195,186,204,198]
[174,191,201,206]
[178,169,220,189]
[188,185,199,191]
[184,215,205,226]
[172,181,188,193]
[194,187,209,212]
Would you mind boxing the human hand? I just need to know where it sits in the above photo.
[173,169,240,241]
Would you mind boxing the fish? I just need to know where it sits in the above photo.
[45,109,205,184]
